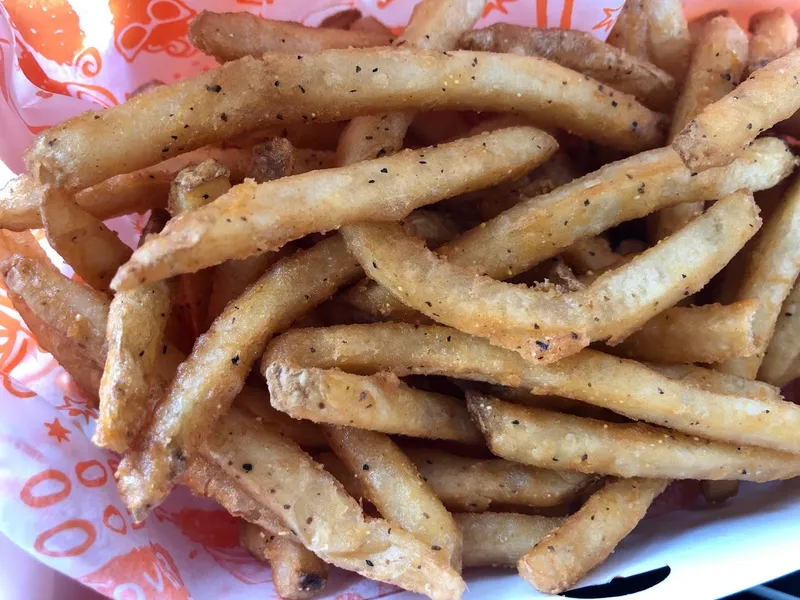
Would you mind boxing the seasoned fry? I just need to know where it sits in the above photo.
[189,11,393,62]
[116,236,362,519]
[518,478,668,595]
[457,513,565,568]
[560,237,620,274]
[608,0,648,59]
[747,8,798,76]
[263,323,800,453]
[343,191,760,362]
[717,174,800,379]
[610,301,758,364]
[40,185,132,292]
[239,521,271,561]
[111,128,556,289]
[643,0,691,80]
[672,49,800,171]
[315,451,364,500]
[689,10,728,44]
[325,427,463,571]
[459,25,675,110]
[759,279,800,386]
[649,362,784,404]
[468,393,800,482]
[234,387,324,452]
[266,536,330,600]
[652,16,749,240]
[404,449,592,511]
[268,366,482,444]
[27,49,665,191]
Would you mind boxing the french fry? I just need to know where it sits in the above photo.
[457,513,565,568]
[717,174,800,379]
[608,0,649,59]
[111,128,556,290]
[0,229,50,263]
[517,478,668,595]
[404,448,592,512]
[467,393,800,482]
[189,11,393,62]
[700,480,741,504]
[246,138,297,183]
[688,10,728,44]
[759,279,800,386]
[116,236,362,519]
[651,16,749,240]
[349,16,391,35]
[325,427,463,571]
[649,362,783,404]
[320,8,363,30]
[643,0,691,80]
[459,25,675,110]
[343,191,760,362]
[747,8,799,76]
[27,49,665,191]
[560,237,620,274]
[263,323,800,453]
[239,521,272,561]
[268,366,482,444]
[610,301,758,364]
[672,49,800,171]
[315,451,364,501]
[266,536,330,600]
[40,185,132,292]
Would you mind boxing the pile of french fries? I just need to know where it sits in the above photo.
[3,0,800,597]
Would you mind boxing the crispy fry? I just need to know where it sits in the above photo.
[759,279,800,386]
[717,174,800,379]
[457,513,565,568]
[747,8,799,76]
[518,478,668,595]
[608,0,649,59]
[0,229,50,263]
[688,10,728,44]
[672,49,800,171]
[239,521,271,561]
[189,11,393,62]
[316,451,364,500]
[40,185,132,292]
[560,237,620,274]
[649,362,784,404]
[325,427,463,571]
[610,301,758,364]
[266,536,330,600]
[27,49,665,191]
[343,191,760,362]
[234,387,324,452]
[461,25,676,111]
[643,0,691,80]
[247,138,297,183]
[116,236,361,519]
[404,449,592,512]
[468,393,800,482]
[111,128,556,290]
[263,323,800,453]
[268,366,482,444]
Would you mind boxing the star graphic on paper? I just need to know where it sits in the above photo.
[483,0,517,18]
[45,418,70,443]
[593,4,624,32]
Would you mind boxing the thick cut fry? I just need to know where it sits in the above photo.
[0,147,250,231]
[643,0,691,80]
[518,478,668,594]
[343,191,760,362]
[608,0,648,59]
[404,449,591,511]
[27,49,665,191]
[268,366,482,444]
[266,536,329,600]
[40,185,132,292]
[760,279,800,386]
[116,236,361,519]
[717,175,800,379]
[672,49,800,171]
[747,8,799,76]
[460,25,675,110]
[263,323,800,453]
[325,427,463,572]
[111,128,555,290]
[189,11,393,62]
[610,301,758,364]
[652,16,749,240]
[468,394,800,482]
[457,513,565,568]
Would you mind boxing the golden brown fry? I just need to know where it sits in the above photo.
[112,128,555,289]
[315,451,364,500]
[320,8,362,30]
[672,49,800,171]
[268,366,482,444]
[189,11,393,62]
[460,24,676,110]
[717,175,800,379]
[608,0,649,59]
[344,191,760,362]
[747,8,799,76]
[652,16,749,240]
[0,229,49,263]
[349,16,391,35]
[408,112,470,146]
[247,138,297,183]
[40,185,132,292]
[700,480,741,504]
[468,393,800,482]
[688,10,728,44]
[518,478,668,594]
[610,301,758,364]
[239,521,271,561]
[643,0,691,80]
[404,448,592,512]
[325,427,463,571]
[207,253,279,325]
[649,362,784,404]
[263,323,800,453]
[759,279,800,386]
[116,236,361,519]
[457,513,565,568]
[560,237,620,274]
[28,49,665,191]
[266,536,329,600]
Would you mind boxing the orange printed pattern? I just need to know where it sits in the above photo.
[110,0,197,62]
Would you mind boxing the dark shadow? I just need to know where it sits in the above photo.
[563,566,671,598]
